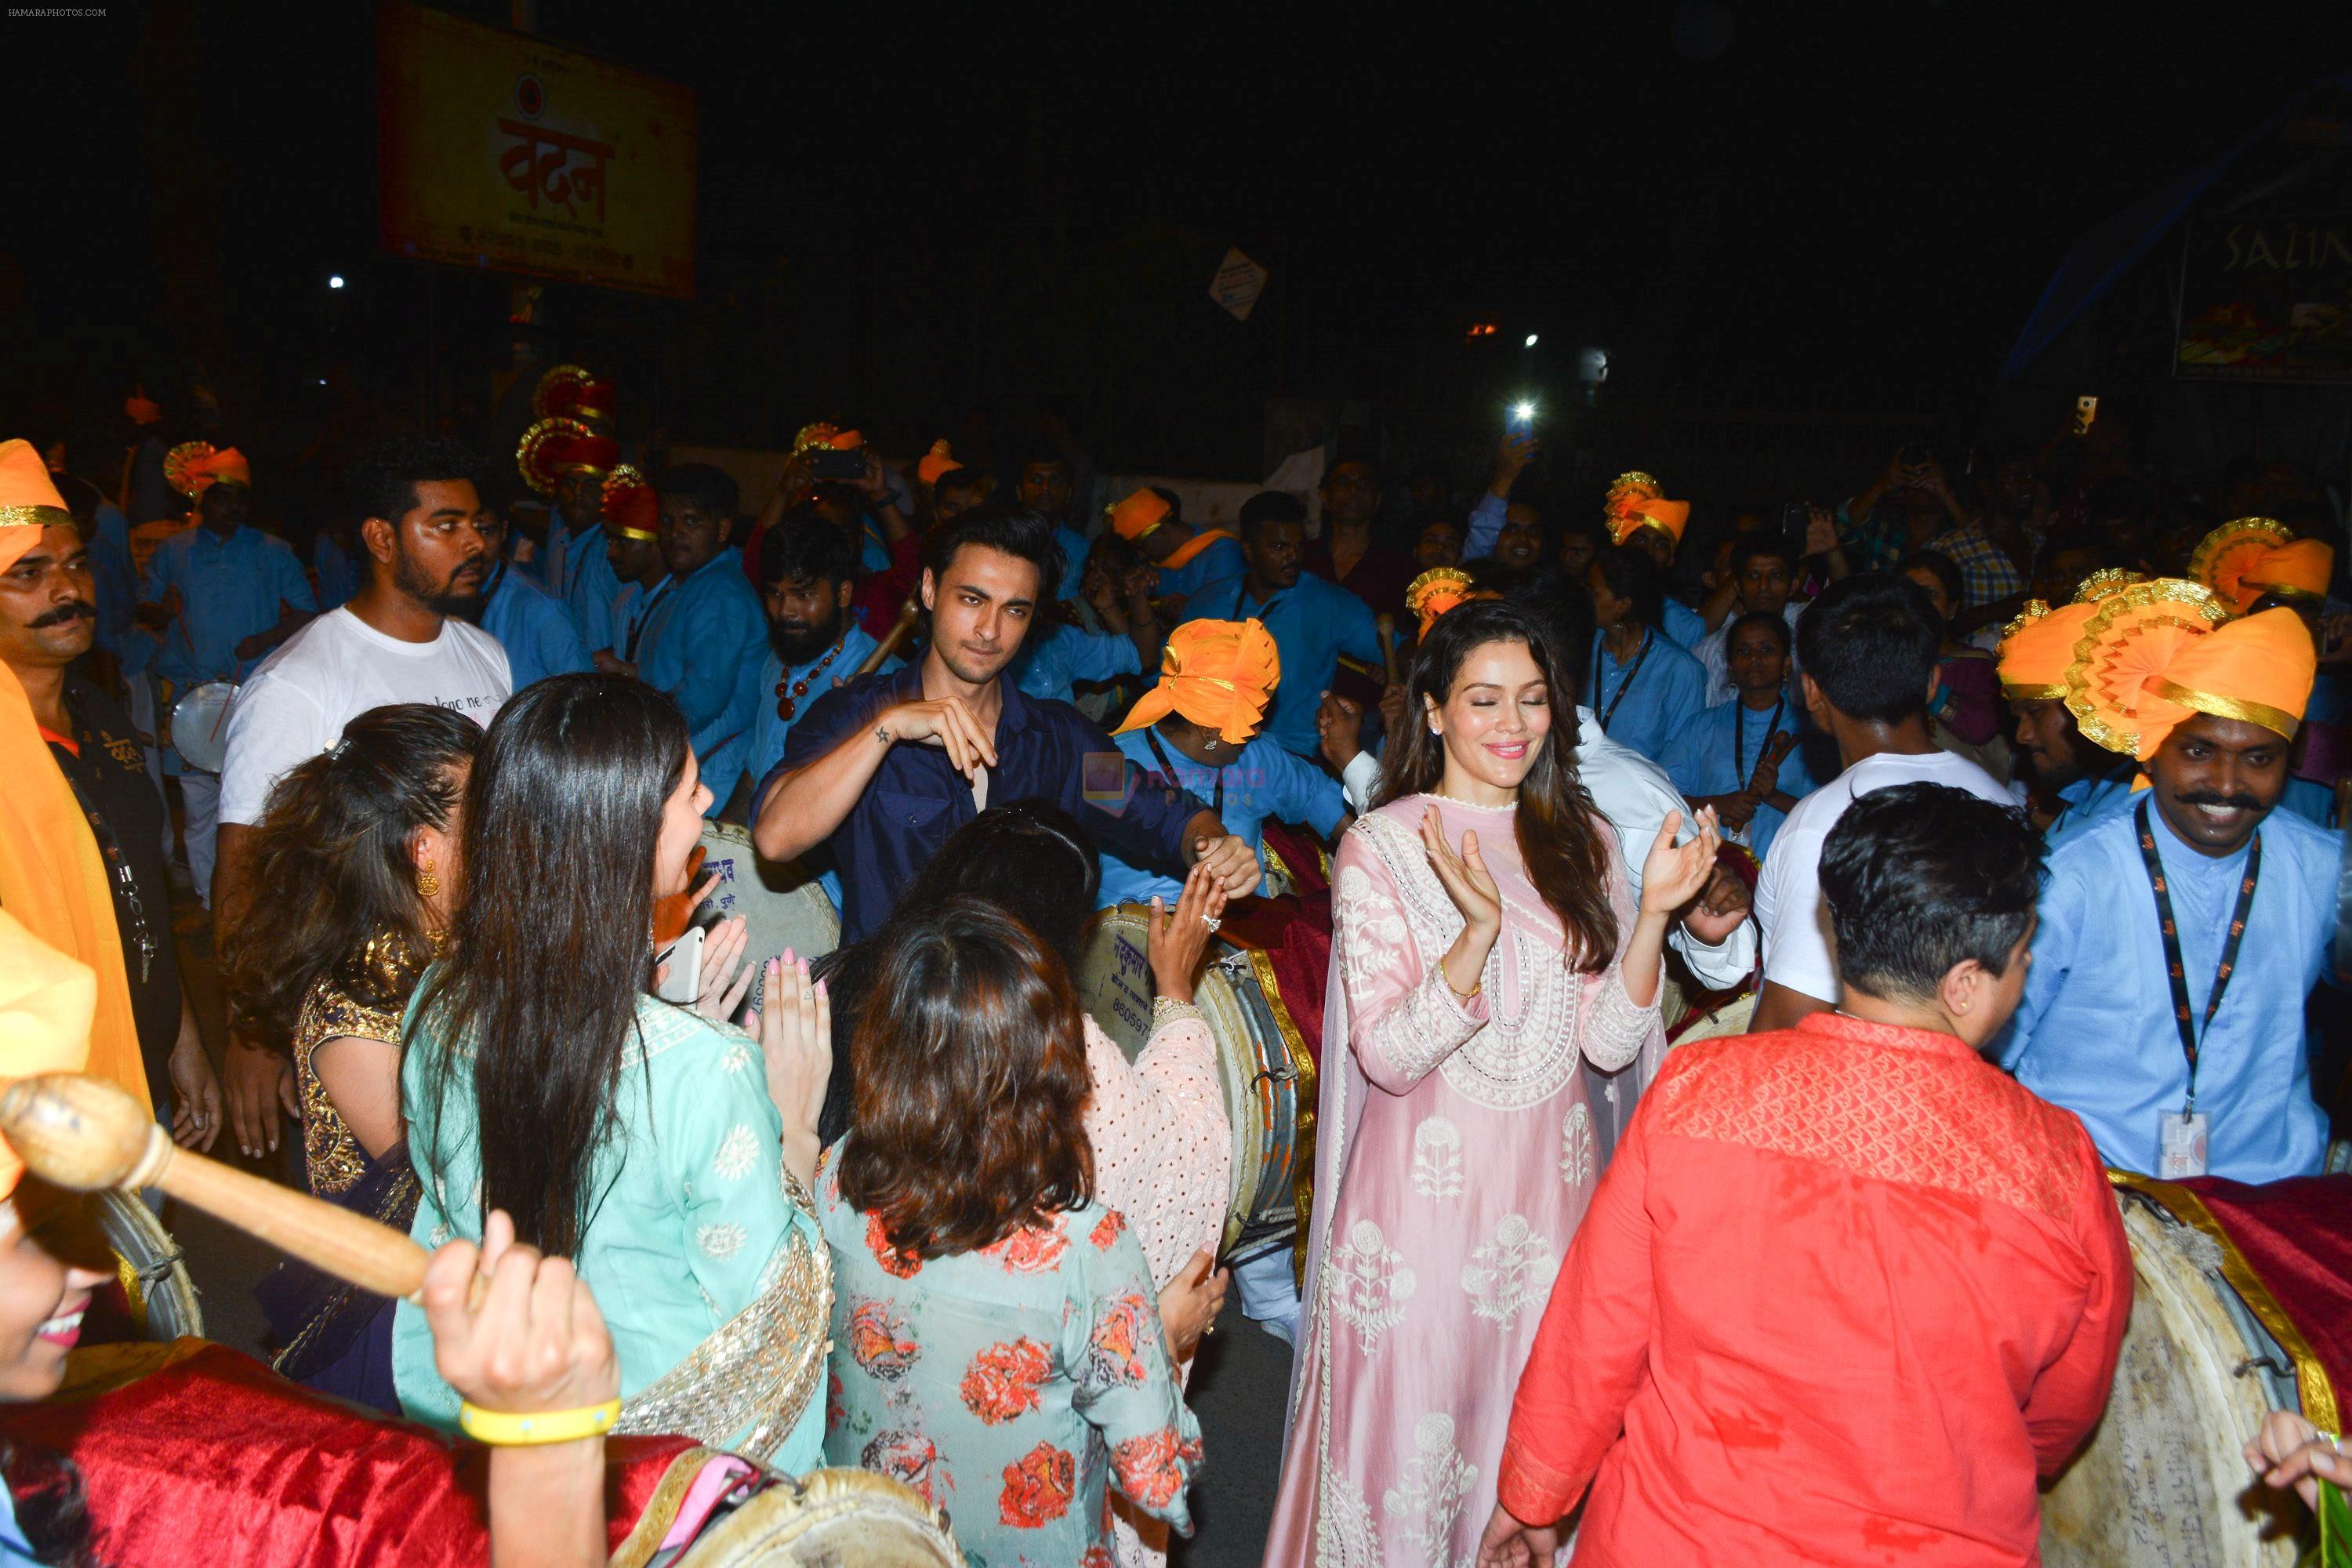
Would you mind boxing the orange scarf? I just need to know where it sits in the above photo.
[1160,528,1238,572]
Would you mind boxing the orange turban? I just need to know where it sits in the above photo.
[2125,607,2315,759]
[1406,566,1475,639]
[2241,538,2333,606]
[1610,496,1690,548]
[916,439,961,487]
[1109,488,1171,543]
[0,913,96,1200]
[603,465,659,543]
[185,447,252,493]
[1115,619,1280,746]
[1997,600,2098,700]
[2063,578,2231,757]
[0,440,73,573]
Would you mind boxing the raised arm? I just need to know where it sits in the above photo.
[1332,818,1491,1095]
[752,689,996,862]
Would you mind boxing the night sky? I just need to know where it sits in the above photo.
[2,1,2332,477]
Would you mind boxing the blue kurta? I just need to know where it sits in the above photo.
[135,524,318,688]
[637,551,768,816]
[480,562,592,691]
[311,532,361,612]
[2043,773,2139,854]
[1586,627,1709,768]
[1659,697,1820,861]
[2002,801,2340,1183]
[561,524,629,654]
[85,500,136,652]
[396,991,826,1474]
[1185,570,1383,757]
[1013,620,1142,704]
[1661,596,1708,652]
[1097,727,1345,906]
[1156,535,1247,604]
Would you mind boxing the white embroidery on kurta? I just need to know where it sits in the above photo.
[1319,1464,1381,1567]
[1330,1218,1417,1354]
[1460,1214,1557,1331]
[720,1043,756,1075]
[712,1122,759,1182]
[1559,1102,1595,1188]
[695,1221,747,1261]
[1411,1116,1465,1201]
[1382,1412,1477,1567]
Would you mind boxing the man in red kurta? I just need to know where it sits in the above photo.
[1481,781,2132,1567]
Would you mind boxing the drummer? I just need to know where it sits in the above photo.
[1100,617,1346,907]
[0,469,220,1145]
[126,446,314,909]
[1480,782,2132,1566]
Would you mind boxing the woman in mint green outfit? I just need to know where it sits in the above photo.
[391,673,833,1473]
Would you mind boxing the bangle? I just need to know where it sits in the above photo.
[458,1397,620,1446]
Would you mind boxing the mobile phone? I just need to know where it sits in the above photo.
[655,925,704,1005]
[808,448,866,481]
[2074,396,2099,437]
[1782,501,1814,559]
[1508,399,1537,432]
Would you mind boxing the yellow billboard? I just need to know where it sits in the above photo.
[376,2,696,300]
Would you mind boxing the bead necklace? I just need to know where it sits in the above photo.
[776,636,849,720]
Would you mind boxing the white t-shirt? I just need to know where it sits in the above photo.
[1754,746,2009,1005]
[219,608,512,825]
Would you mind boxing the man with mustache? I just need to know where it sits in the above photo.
[0,439,221,1147]
[130,446,314,908]
[2001,588,2339,1182]
[212,434,512,1160]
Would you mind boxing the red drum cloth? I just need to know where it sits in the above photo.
[2180,1173,2352,1414]
[0,1341,695,1566]
[1231,818,1333,1070]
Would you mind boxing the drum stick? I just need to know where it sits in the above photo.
[855,597,923,677]
[1375,614,1403,684]
[0,1073,441,1304]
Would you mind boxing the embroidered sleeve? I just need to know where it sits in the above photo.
[1334,831,1487,1095]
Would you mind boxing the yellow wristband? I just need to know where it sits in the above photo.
[458,1397,621,1446]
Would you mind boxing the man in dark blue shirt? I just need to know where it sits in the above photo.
[756,507,1260,942]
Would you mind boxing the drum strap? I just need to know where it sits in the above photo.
[2135,796,2259,1113]
[1142,728,1222,818]
[48,728,160,987]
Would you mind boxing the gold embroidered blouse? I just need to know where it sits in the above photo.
[292,982,405,1196]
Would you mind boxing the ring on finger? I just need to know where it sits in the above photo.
[1200,915,1221,933]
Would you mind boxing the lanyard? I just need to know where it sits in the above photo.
[1230,583,1283,623]
[626,577,677,662]
[1592,629,1655,733]
[1733,696,1786,784]
[1142,728,1223,819]
[46,730,158,987]
[2134,797,2259,1110]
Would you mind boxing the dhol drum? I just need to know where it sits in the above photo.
[99,1191,204,1342]
[694,822,840,978]
[164,680,238,775]
[1076,904,1308,1257]
[2039,1187,2315,1567]
[662,1468,961,1567]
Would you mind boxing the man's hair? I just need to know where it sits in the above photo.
[1730,533,1798,578]
[1726,608,1791,655]
[1899,548,1966,613]
[757,507,861,589]
[1795,572,1940,723]
[1018,448,1073,476]
[657,462,740,521]
[924,504,1064,595]
[348,434,481,524]
[1592,544,1666,629]
[1512,571,1596,691]
[1240,489,1307,541]
[1819,782,2043,1004]
[935,466,991,503]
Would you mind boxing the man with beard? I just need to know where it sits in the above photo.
[2002,593,2339,1182]
[131,447,315,906]
[631,463,767,816]
[756,506,1260,942]
[0,443,220,1145]
[1996,597,2136,849]
[743,513,896,840]
[1189,490,1381,758]
[212,435,510,1158]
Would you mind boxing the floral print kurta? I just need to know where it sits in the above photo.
[1265,794,1662,1567]
[818,1147,1204,1568]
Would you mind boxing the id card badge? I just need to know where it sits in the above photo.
[2158,1109,2210,1179]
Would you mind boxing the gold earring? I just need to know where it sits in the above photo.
[416,856,441,899]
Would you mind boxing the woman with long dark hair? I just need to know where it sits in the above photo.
[818,897,1203,1566]
[220,702,479,1412]
[1264,598,1718,1568]
[390,673,833,1474]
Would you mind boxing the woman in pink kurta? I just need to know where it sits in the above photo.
[1265,598,1717,1568]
